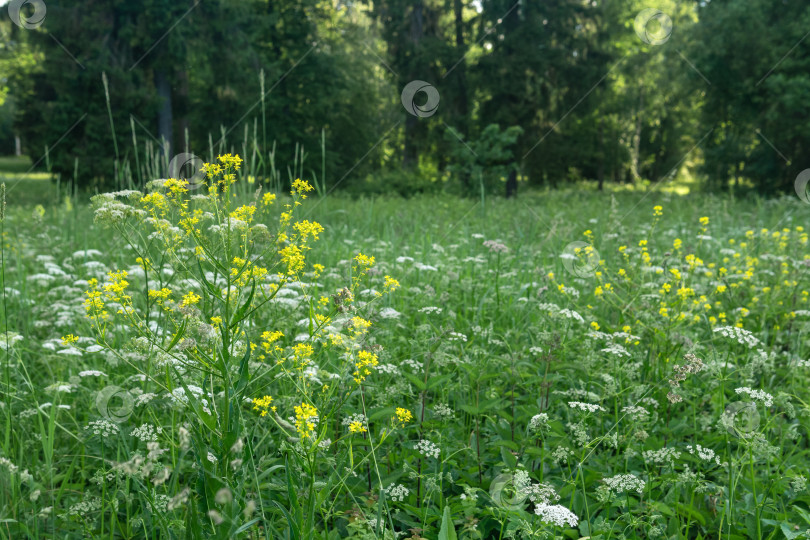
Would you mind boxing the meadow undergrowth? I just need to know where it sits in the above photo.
[1,165,809,539]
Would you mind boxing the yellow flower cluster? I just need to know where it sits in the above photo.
[61,334,79,346]
[292,178,314,198]
[252,395,274,417]
[395,408,413,426]
[353,350,379,384]
[294,402,318,439]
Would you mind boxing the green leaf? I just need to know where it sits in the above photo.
[234,341,252,398]
[460,404,480,415]
[500,445,518,468]
[229,277,256,330]
[438,506,457,540]
[272,501,301,540]
[165,318,188,352]
[675,502,706,526]
[427,374,453,390]
[197,260,221,299]
[780,522,806,540]
[402,371,426,391]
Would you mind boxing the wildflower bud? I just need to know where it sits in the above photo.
[167,488,190,511]
[152,467,171,487]
[274,412,296,432]
[207,510,224,525]
[178,426,191,451]
[214,488,232,505]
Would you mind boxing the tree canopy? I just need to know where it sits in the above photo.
[1,0,807,195]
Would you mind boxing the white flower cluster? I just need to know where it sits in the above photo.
[642,447,682,466]
[611,330,642,343]
[602,344,631,358]
[418,306,442,314]
[558,309,584,323]
[0,332,23,350]
[529,413,549,431]
[551,446,573,464]
[86,420,120,438]
[414,439,440,459]
[734,387,773,407]
[534,504,579,528]
[63,497,103,518]
[483,239,509,253]
[686,444,721,465]
[447,332,467,342]
[524,483,559,505]
[508,469,560,506]
[401,359,423,373]
[713,326,761,348]
[135,393,158,407]
[130,423,163,443]
[78,370,107,377]
[568,401,606,413]
[385,483,410,502]
[341,413,368,428]
[621,405,650,422]
[378,307,401,319]
[433,403,454,419]
[376,363,401,375]
[602,473,645,494]
[0,456,18,473]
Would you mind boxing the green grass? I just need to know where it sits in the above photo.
[0,178,809,539]
[0,156,57,207]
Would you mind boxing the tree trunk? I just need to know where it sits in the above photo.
[453,0,470,189]
[630,87,644,183]
[155,69,173,157]
[505,168,518,198]
[175,69,190,154]
[598,116,605,190]
[453,0,468,133]
[403,1,424,169]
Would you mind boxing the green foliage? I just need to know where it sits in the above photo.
[2,0,809,194]
[2,187,810,538]
[444,123,522,195]
[686,0,810,194]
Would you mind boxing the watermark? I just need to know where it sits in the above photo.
[96,385,134,423]
[489,472,528,511]
[168,153,206,191]
[401,80,440,118]
[634,8,672,46]
[795,169,810,204]
[8,0,46,29]
[722,401,760,439]
[560,241,600,278]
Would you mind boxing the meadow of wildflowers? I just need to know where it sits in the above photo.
[1,165,810,539]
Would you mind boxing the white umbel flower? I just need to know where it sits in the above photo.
[713,326,760,348]
[602,473,645,494]
[734,387,773,407]
[414,439,440,459]
[568,401,606,413]
[534,504,578,528]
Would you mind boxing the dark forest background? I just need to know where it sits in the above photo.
[1,0,808,196]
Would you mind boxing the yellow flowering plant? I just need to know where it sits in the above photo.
[87,156,402,535]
